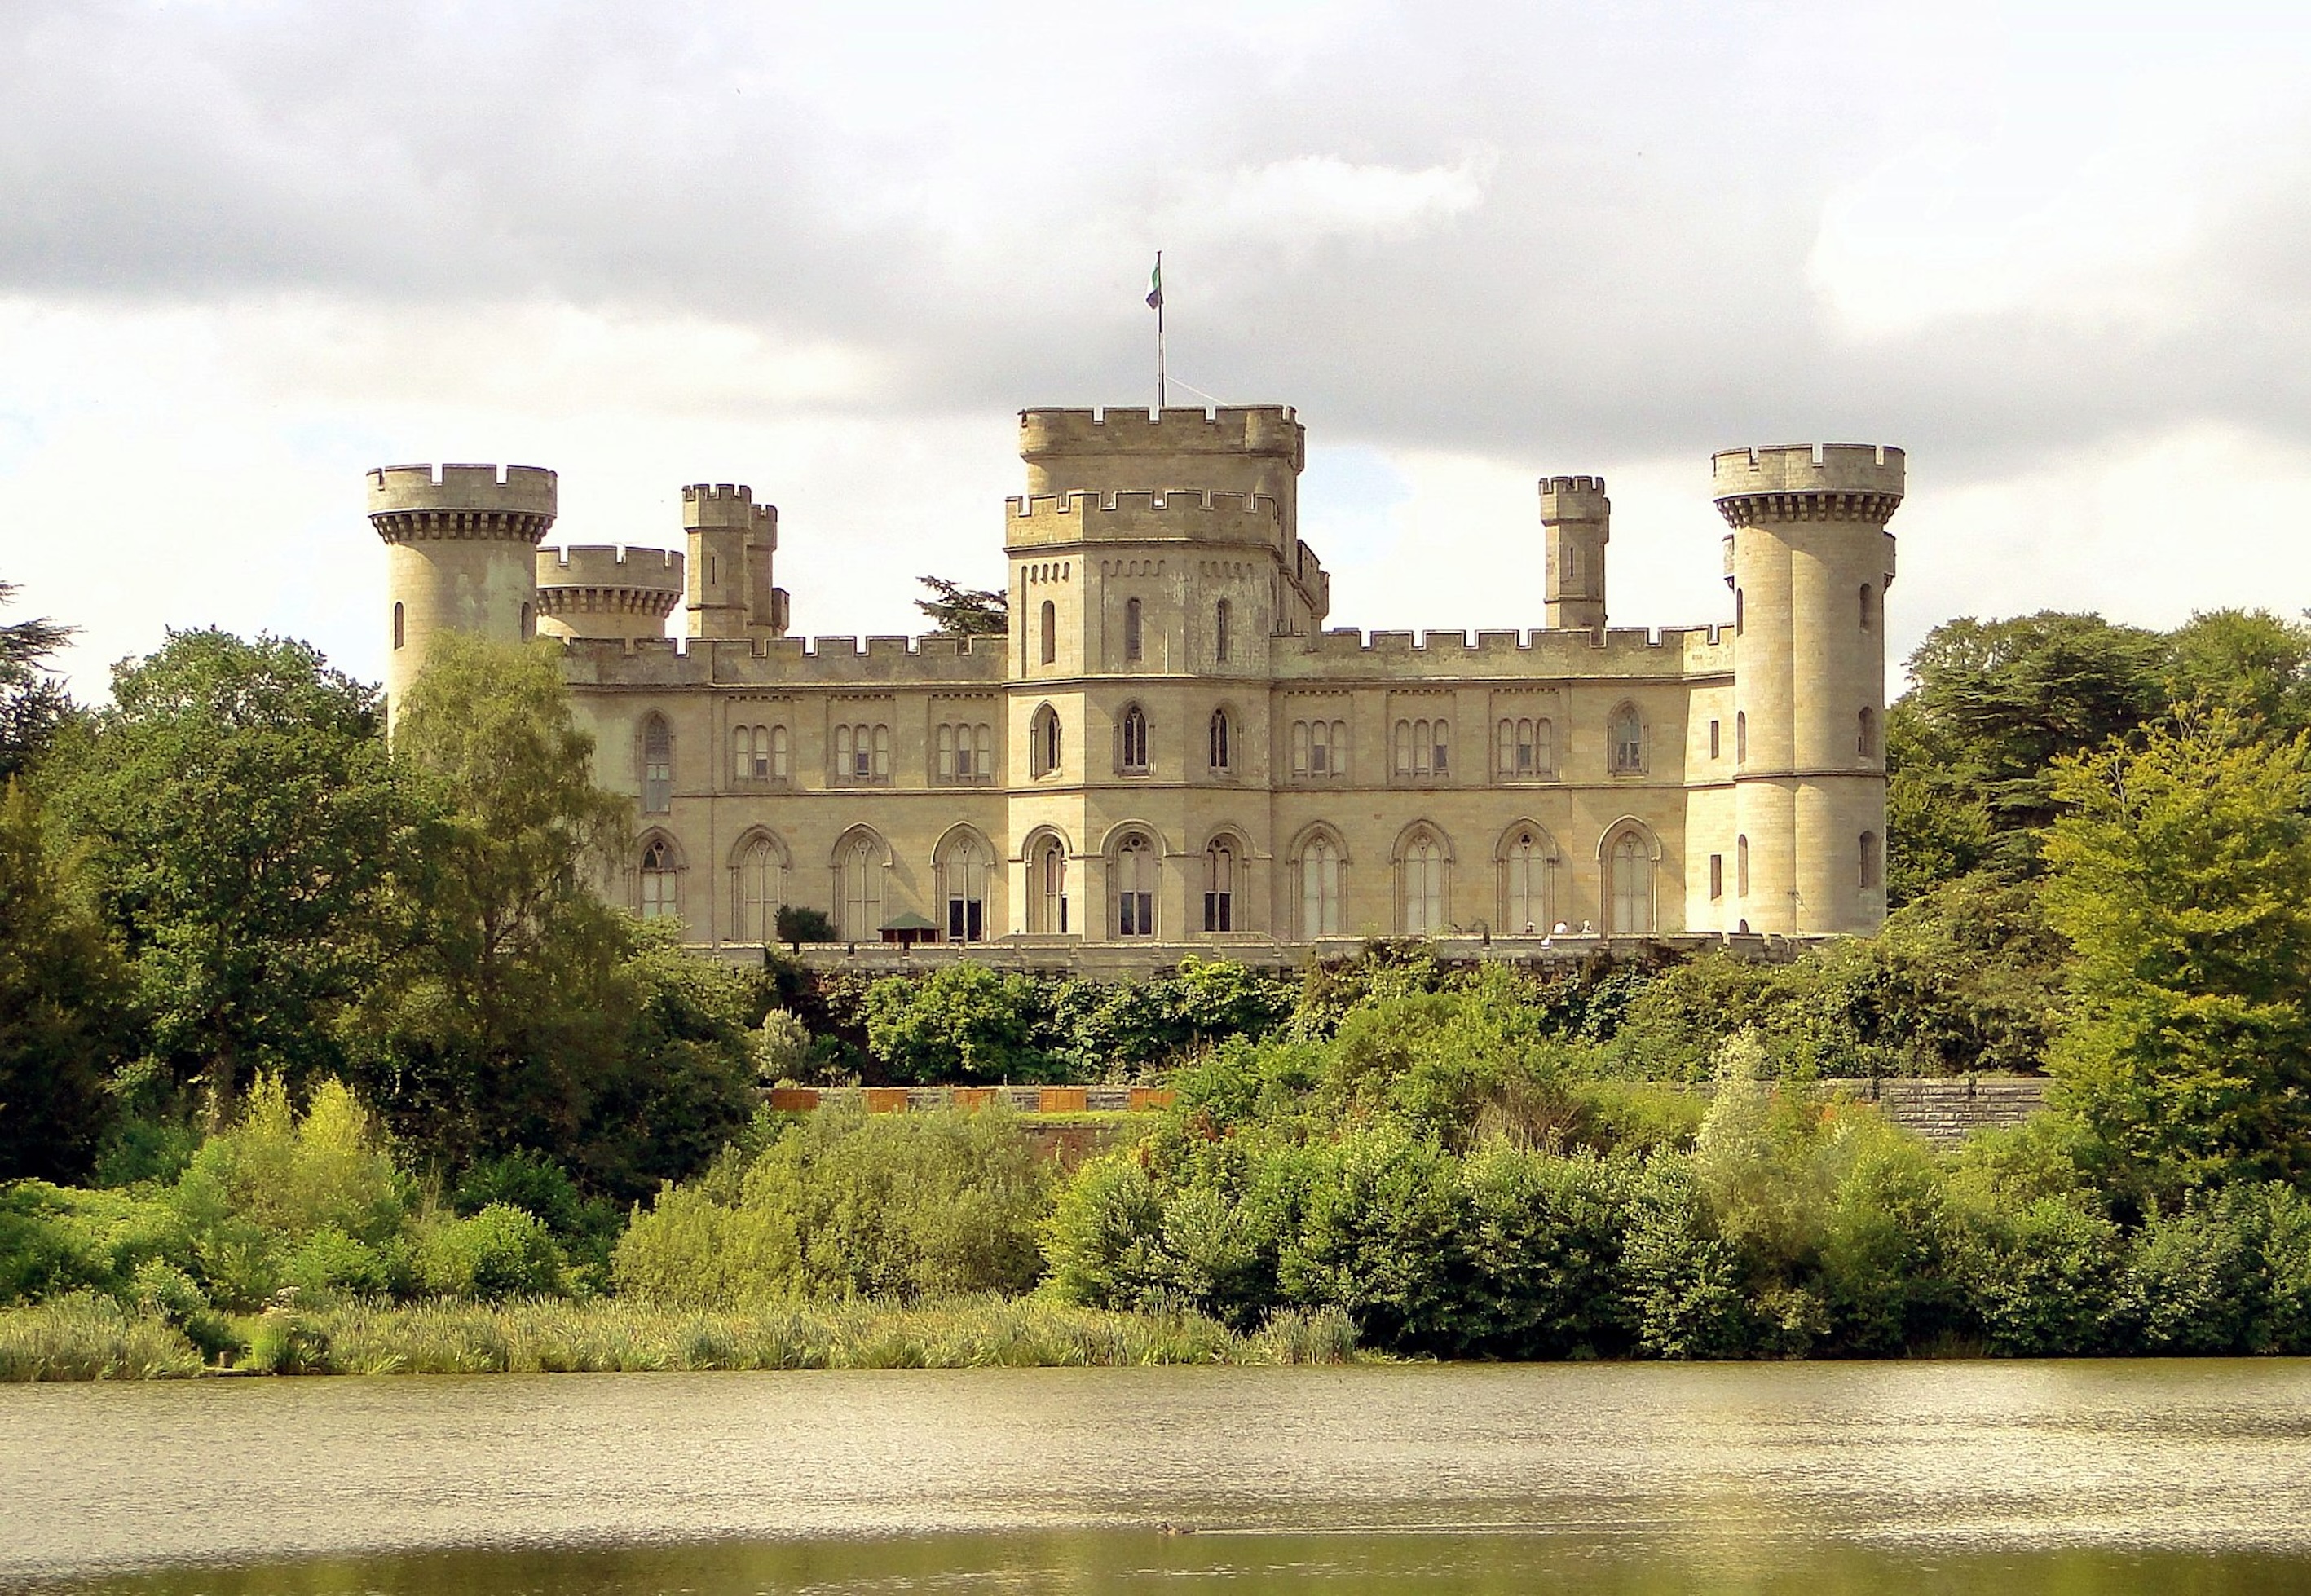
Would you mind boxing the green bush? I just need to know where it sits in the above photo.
[1959,1195,2122,1356]
[416,1205,566,1301]
[863,963,1054,1082]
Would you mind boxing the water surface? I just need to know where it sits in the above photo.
[6,1361,2309,1593]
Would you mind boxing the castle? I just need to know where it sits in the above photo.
[372,406,1901,967]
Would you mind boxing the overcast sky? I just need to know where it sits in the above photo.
[5,0,2309,699]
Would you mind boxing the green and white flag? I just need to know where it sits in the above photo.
[1146,255,1163,310]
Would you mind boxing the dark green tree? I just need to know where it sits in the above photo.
[2160,608,2311,731]
[914,577,1008,636]
[0,785,135,1180]
[0,580,73,783]
[40,631,408,1122]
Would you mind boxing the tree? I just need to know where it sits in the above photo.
[2161,608,2311,732]
[914,576,1008,637]
[2040,711,2311,1193]
[39,631,408,1122]
[0,580,73,783]
[862,963,1053,1082]
[0,786,134,1180]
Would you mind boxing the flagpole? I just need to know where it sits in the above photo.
[1154,251,1167,410]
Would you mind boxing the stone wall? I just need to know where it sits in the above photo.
[1814,1076,2049,1144]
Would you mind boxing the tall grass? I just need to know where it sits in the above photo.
[0,1294,1361,1379]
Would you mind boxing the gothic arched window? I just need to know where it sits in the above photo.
[1608,705,1643,775]
[732,837,781,943]
[839,835,884,941]
[1033,836,1069,934]
[1608,831,1653,936]
[1115,835,1155,938]
[1030,704,1061,778]
[642,716,673,813]
[942,835,987,944]
[1299,834,1344,937]
[1400,833,1446,935]
[639,837,677,922]
[1208,708,1232,773]
[1119,704,1149,774]
[1203,840,1235,932]
[1502,830,1549,933]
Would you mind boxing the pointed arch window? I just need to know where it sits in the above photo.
[839,835,884,941]
[1030,704,1062,778]
[1858,707,1878,761]
[392,602,405,651]
[1736,711,1748,765]
[1115,835,1155,937]
[1737,834,1751,898]
[1502,830,1550,934]
[942,835,987,943]
[1033,836,1069,935]
[1608,831,1653,936]
[1203,840,1236,932]
[732,837,782,943]
[1400,833,1446,935]
[642,716,673,813]
[1119,704,1150,774]
[1039,599,1056,665]
[1208,708,1232,773]
[639,837,677,922]
[1215,598,1233,663]
[1608,705,1643,775]
[1124,597,1144,662]
[1299,835,1344,937]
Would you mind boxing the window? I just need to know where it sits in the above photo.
[1709,853,1724,900]
[1215,598,1232,663]
[1861,831,1883,891]
[1203,840,1236,932]
[392,602,404,650]
[1030,705,1061,778]
[1735,587,1744,634]
[642,716,673,813]
[1391,716,1449,779]
[1496,717,1550,778]
[1116,835,1154,937]
[1564,542,1584,592]
[942,835,987,944]
[935,721,995,783]
[519,602,531,639]
[732,837,781,943]
[734,724,787,783]
[1736,711,1748,764]
[771,726,789,779]
[839,835,883,941]
[1858,707,1877,761]
[1292,718,1348,779]
[1608,832,1652,936]
[1502,830,1548,933]
[1039,599,1056,665]
[1208,708,1232,772]
[1737,834,1750,898]
[1709,719,1721,760]
[639,837,677,922]
[1124,597,1144,662]
[1608,705,1643,774]
[1033,837,1069,934]
[1299,835,1344,937]
[834,722,891,783]
[1119,704,1149,774]
[1860,584,1877,632]
[1400,834,1446,935]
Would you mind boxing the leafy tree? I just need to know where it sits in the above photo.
[39,631,408,1120]
[2040,711,2311,1193]
[0,786,134,1181]
[774,905,835,947]
[913,576,1008,637]
[863,962,1054,1082]
[2161,608,2311,731]
[0,580,73,783]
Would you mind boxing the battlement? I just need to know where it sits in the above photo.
[536,545,685,593]
[1712,444,1904,526]
[368,463,557,544]
[681,483,776,536]
[1272,623,1733,682]
[557,628,1008,689]
[1019,405,1303,465]
[1540,474,1608,522]
[1003,489,1282,548]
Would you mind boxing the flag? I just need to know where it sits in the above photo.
[1146,255,1162,310]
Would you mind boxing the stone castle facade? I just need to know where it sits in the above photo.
[373,406,1901,965]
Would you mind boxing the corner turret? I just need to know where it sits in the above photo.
[536,545,686,642]
[370,463,557,713]
[1540,474,1609,629]
[684,483,787,641]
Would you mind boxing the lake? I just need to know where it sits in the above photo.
[5,1361,2310,1594]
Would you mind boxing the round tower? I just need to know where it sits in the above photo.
[1540,474,1609,629]
[370,463,557,712]
[535,545,686,642]
[1714,444,1902,937]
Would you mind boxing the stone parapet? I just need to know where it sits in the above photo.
[368,463,558,544]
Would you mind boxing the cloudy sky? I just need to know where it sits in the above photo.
[5,0,2309,699]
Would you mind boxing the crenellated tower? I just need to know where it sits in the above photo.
[535,546,686,642]
[1540,475,1609,629]
[370,463,557,713]
[1716,444,1902,936]
[685,484,787,641]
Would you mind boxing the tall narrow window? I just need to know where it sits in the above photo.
[392,602,404,650]
[1124,597,1144,662]
[1432,719,1451,778]
[1203,841,1235,932]
[1401,835,1445,935]
[639,838,677,921]
[1039,599,1056,665]
[642,717,673,813]
[1735,587,1744,634]
[519,602,532,639]
[1736,711,1748,764]
[770,725,789,780]
[974,723,992,779]
[1859,584,1877,632]
[1860,831,1883,891]
[1116,835,1154,937]
[733,838,780,943]
[840,835,883,941]
[1502,831,1547,933]
[1035,838,1069,934]
[1858,707,1878,761]
[1709,719,1722,760]
[1030,705,1061,778]
[1394,719,1413,777]
[1737,834,1750,898]
[937,724,957,783]
[1608,833,1652,936]
[944,836,986,944]
[1709,853,1724,901]
[1300,835,1344,937]
[734,725,753,783]
[1120,705,1149,773]
[1208,708,1232,772]
[1215,598,1233,663]
[871,724,890,781]
[1608,706,1643,775]
[1293,720,1312,777]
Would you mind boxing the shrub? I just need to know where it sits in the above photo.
[416,1205,566,1301]
[1959,1195,2123,1356]
[1457,1144,1635,1357]
[863,964,1055,1082]
[1618,1155,1752,1359]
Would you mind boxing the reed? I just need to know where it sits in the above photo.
[0,1294,1361,1379]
